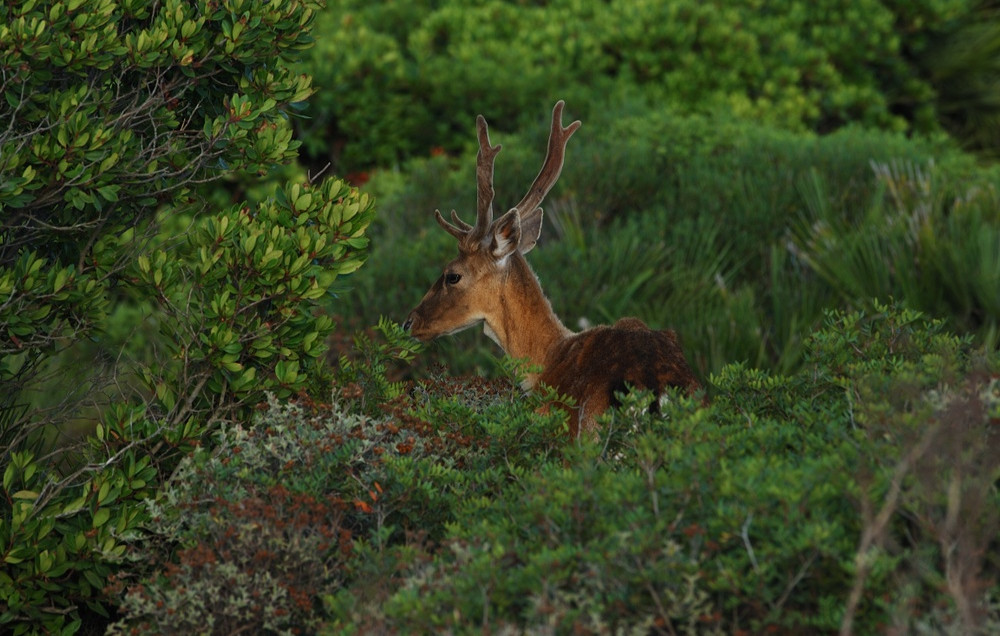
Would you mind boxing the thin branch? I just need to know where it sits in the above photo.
[773,550,819,613]
[840,423,939,636]
[741,512,760,573]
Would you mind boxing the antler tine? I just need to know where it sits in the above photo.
[467,113,502,244]
[513,100,581,218]
[450,210,472,231]
[434,209,467,240]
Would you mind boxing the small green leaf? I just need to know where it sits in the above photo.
[92,508,111,528]
[2,464,15,492]
[82,567,104,591]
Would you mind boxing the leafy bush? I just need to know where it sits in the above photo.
[2,448,157,634]
[109,305,999,634]
[325,304,999,634]
[0,1,378,632]
[111,326,570,632]
[298,0,997,174]
[2,179,373,634]
[806,304,1000,634]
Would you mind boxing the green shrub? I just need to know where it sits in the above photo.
[298,0,607,173]
[1,448,157,635]
[102,303,998,633]
[0,1,379,632]
[363,386,859,633]
[2,178,373,634]
[111,328,570,632]
[377,438,717,634]
[298,0,993,173]
[806,304,1000,634]
[324,303,999,634]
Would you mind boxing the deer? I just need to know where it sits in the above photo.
[403,101,701,437]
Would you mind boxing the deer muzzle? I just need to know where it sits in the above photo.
[402,311,430,341]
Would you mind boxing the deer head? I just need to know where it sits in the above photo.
[403,100,580,345]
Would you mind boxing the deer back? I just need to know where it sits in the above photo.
[541,318,700,436]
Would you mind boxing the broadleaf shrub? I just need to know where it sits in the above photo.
[0,1,379,632]
[1,177,373,633]
[298,0,996,174]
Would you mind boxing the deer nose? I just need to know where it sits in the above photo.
[403,317,413,331]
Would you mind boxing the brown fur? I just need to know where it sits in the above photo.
[541,319,700,436]
[404,101,701,436]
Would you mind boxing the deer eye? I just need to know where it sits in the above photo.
[444,272,462,286]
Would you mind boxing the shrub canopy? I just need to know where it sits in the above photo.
[1,1,375,632]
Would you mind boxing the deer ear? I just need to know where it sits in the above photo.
[517,207,543,254]
[490,209,521,261]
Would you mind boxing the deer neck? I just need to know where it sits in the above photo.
[482,253,572,388]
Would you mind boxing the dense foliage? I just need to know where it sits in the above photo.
[298,0,1000,173]
[109,306,1000,634]
[1,0,373,632]
[3,0,1000,634]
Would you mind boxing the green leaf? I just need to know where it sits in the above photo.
[92,508,111,528]
[60,619,83,636]
[2,464,15,492]
[82,567,103,591]
[52,268,69,292]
